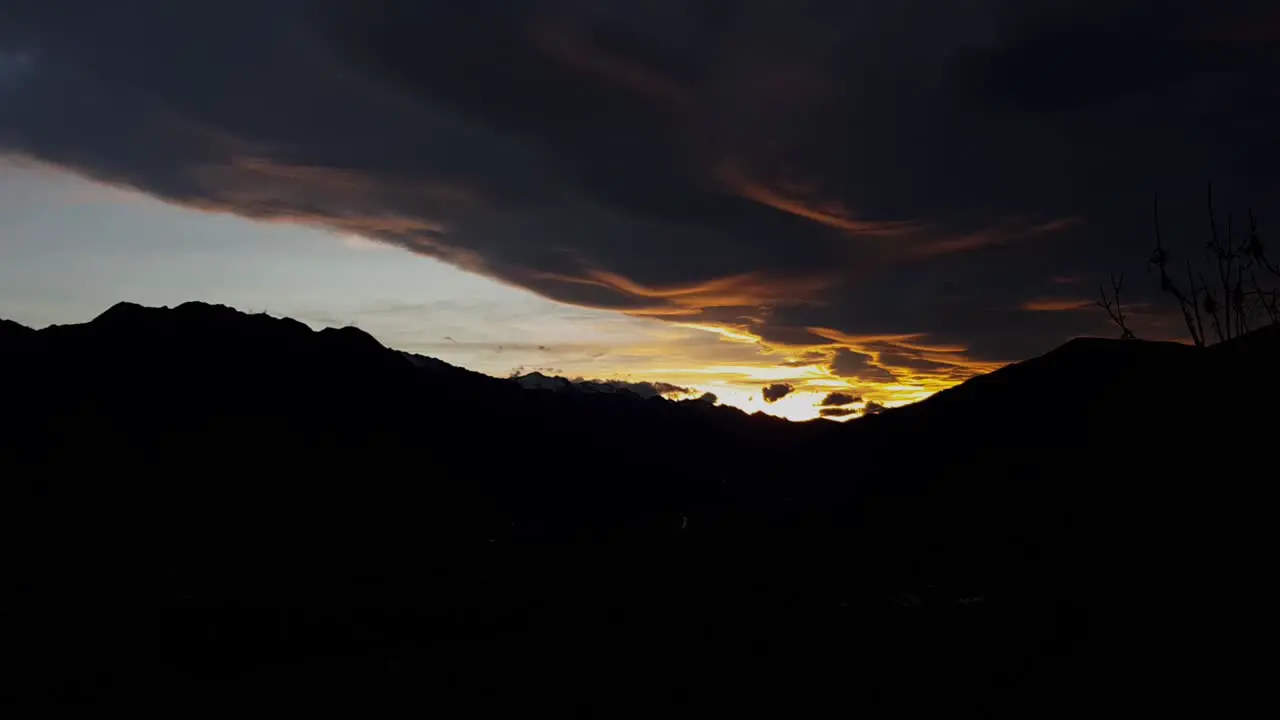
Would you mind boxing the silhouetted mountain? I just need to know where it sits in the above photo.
[2,302,1276,716]
[0,317,34,344]
[512,371,695,400]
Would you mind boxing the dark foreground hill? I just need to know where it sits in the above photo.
[1,302,1276,716]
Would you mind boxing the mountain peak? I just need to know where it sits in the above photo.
[513,371,574,392]
[93,300,151,323]
[0,317,35,341]
[93,300,251,326]
[318,324,385,353]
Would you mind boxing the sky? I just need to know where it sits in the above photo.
[1,0,1277,421]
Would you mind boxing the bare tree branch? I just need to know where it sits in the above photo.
[1103,184,1275,347]
[1097,272,1136,340]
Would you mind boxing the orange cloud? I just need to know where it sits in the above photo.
[1031,217,1083,234]
[911,216,1083,259]
[716,165,921,237]
[891,339,968,353]
[617,306,705,318]
[536,268,831,315]
[671,323,761,344]
[912,233,1002,257]
[717,167,1078,263]
[907,352,1004,372]
[792,327,1008,401]
[1021,298,1094,312]
[806,327,924,346]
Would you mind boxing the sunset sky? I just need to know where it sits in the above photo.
[2,1,1276,421]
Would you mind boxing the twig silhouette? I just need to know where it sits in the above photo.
[1102,183,1277,345]
[1096,272,1136,340]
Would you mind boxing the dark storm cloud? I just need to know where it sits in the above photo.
[820,392,859,407]
[761,384,794,404]
[819,408,857,418]
[829,349,896,384]
[2,0,1277,366]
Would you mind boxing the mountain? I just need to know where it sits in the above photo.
[512,372,702,401]
[512,370,577,392]
[0,317,34,344]
[2,301,1276,716]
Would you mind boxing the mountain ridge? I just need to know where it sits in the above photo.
[2,300,1276,714]
[10,299,1218,423]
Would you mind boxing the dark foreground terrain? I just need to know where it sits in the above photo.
[2,302,1276,716]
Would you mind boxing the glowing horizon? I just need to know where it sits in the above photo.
[0,159,997,422]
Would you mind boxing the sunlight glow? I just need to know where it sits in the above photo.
[672,322,761,344]
[0,159,997,425]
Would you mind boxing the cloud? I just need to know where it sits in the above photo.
[820,392,859,407]
[715,163,923,237]
[1,0,1276,375]
[862,400,888,416]
[1021,298,1094,312]
[820,407,857,418]
[909,216,1083,259]
[339,232,388,251]
[828,349,896,383]
[696,392,718,405]
[574,378,690,398]
[761,383,795,403]
[779,350,831,368]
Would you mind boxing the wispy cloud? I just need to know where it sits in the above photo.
[1021,298,1094,312]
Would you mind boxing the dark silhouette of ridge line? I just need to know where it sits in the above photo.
[1,301,1277,716]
